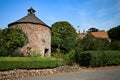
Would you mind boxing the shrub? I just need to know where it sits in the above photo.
[12,48,24,57]
[79,51,120,67]
[0,57,58,70]
[57,59,66,66]
[81,34,110,51]
[30,49,41,57]
[74,39,83,63]
[52,53,67,66]
[52,50,77,66]
[79,51,92,67]
[0,27,28,56]
[53,52,64,59]
[64,50,76,66]
[110,41,120,50]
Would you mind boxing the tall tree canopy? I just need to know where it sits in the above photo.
[108,25,120,50]
[108,25,120,41]
[88,27,99,32]
[0,27,28,56]
[51,21,77,53]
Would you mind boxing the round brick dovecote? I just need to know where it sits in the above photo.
[8,8,51,56]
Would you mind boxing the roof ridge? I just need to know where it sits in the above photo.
[8,8,50,28]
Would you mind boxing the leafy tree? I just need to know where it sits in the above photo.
[108,25,120,50]
[74,39,83,63]
[108,25,120,41]
[82,34,95,51]
[75,39,83,52]
[51,21,77,53]
[81,34,110,51]
[0,27,28,56]
[88,27,99,32]
[110,41,120,50]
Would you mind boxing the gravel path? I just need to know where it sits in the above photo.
[19,67,120,80]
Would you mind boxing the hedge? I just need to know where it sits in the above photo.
[79,50,120,67]
[0,57,58,71]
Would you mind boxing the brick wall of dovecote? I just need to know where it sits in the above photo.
[10,23,51,56]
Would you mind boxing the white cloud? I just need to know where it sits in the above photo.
[71,0,120,31]
[77,7,120,31]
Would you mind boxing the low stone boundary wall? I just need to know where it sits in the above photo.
[0,66,83,80]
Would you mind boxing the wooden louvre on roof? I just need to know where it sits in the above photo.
[8,7,50,28]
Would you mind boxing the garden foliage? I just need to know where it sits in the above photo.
[81,34,110,51]
[51,21,77,53]
[108,25,120,41]
[0,27,28,56]
[79,51,120,67]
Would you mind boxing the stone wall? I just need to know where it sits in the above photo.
[10,23,51,56]
[0,66,119,80]
[0,66,83,80]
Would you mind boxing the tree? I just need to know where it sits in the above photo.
[110,41,120,50]
[51,21,77,53]
[108,25,120,41]
[88,27,99,32]
[74,39,83,63]
[82,34,95,51]
[0,27,28,56]
[81,34,110,51]
[108,25,120,50]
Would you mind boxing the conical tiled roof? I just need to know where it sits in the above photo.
[8,7,50,28]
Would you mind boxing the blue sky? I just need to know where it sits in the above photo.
[0,0,120,32]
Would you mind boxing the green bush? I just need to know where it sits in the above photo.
[110,41,120,50]
[53,52,64,59]
[53,50,77,66]
[57,59,66,66]
[81,34,110,51]
[12,49,24,57]
[0,57,58,70]
[64,50,76,66]
[30,49,41,57]
[52,53,68,66]
[79,51,120,67]
[0,27,28,56]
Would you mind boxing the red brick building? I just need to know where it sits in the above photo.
[78,31,111,42]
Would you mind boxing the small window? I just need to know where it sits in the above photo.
[44,48,49,56]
